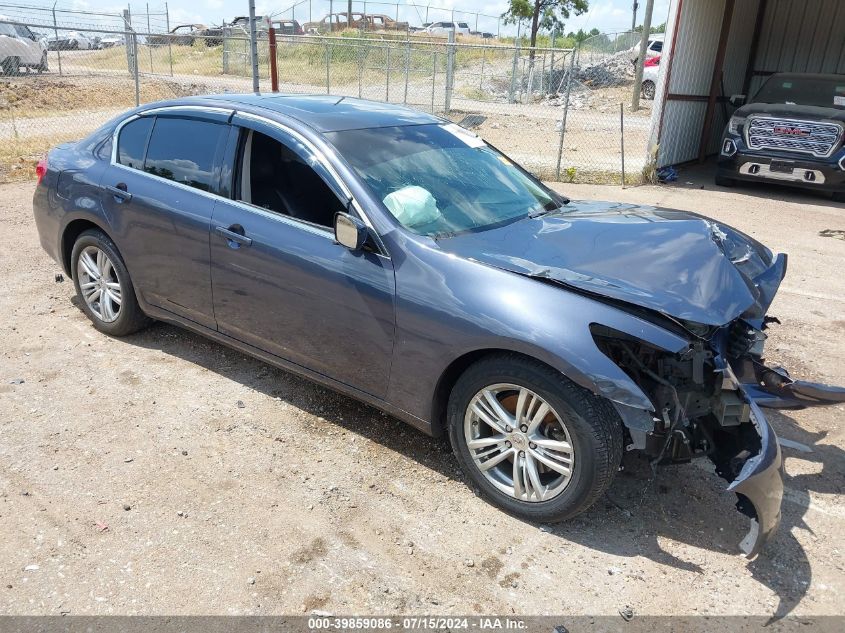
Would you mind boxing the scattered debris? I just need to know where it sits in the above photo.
[8,378,24,385]
[619,605,635,622]
[124,457,133,463]
[657,166,678,183]
[464,559,475,567]
[181,450,188,456]
[23,564,39,572]
[94,521,109,532]
[123,504,131,511]
[54,273,64,283]
[236,400,245,408]
[247,576,256,585]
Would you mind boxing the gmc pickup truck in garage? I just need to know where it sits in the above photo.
[717,73,845,201]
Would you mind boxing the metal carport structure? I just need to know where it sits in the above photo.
[647,0,845,169]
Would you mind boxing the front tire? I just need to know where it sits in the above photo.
[71,229,150,337]
[447,354,623,523]
[715,174,736,188]
[1,56,19,76]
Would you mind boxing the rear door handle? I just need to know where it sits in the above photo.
[103,183,132,202]
[215,224,253,248]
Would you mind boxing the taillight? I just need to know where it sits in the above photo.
[36,157,48,185]
[644,55,661,67]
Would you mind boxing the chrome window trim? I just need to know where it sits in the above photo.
[744,115,844,159]
[108,105,389,257]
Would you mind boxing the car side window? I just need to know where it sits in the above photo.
[652,40,663,52]
[117,117,154,170]
[234,128,345,229]
[143,117,228,193]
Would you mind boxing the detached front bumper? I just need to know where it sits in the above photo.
[725,398,783,558]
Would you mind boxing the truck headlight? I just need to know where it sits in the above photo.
[728,116,747,135]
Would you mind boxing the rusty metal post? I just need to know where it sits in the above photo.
[268,25,279,92]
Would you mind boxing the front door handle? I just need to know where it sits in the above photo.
[103,183,132,203]
[215,224,253,248]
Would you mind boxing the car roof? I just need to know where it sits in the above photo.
[183,93,442,132]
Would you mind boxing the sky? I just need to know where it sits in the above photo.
[9,0,672,35]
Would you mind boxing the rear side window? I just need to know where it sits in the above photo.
[652,40,663,52]
[143,118,228,192]
[117,117,153,170]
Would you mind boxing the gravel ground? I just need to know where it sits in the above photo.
[0,173,843,618]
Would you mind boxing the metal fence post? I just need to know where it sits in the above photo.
[146,3,154,74]
[248,0,260,92]
[385,44,391,102]
[403,39,410,104]
[555,48,577,180]
[222,26,230,74]
[132,31,140,106]
[325,41,331,94]
[508,39,519,103]
[479,46,485,89]
[52,4,63,76]
[431,50,436,113]
[165,2,173,77]
[444,29,455,114]
[620,102,626,186]
[357,39,364,98]
[123,9,132,76]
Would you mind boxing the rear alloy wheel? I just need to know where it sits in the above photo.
[448,354,623,522]
[642,80,655,100]
[71,229,150,336]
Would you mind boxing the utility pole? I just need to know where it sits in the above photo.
[631,1,638,34]
[630,0,654,111]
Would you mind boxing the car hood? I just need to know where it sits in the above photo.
[436,200,785,326]
[736,102,845,123]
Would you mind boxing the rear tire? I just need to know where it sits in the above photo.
[715,175,736,188]
[71,229,150,337]
[1,56,19,76]
[447,353,623,523]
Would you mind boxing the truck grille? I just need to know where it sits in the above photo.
[746,117,842,158]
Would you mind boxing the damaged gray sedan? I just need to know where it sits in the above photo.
[33,95,845,558]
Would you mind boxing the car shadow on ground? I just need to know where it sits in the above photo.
[661,161,844,211]
[121,319,836,619]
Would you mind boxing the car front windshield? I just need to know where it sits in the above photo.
[753,75,845,110]
[326,124,567,237]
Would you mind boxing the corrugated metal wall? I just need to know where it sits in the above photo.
[654,0,845,167]
[654,0,725,167]
[750,0,845,94]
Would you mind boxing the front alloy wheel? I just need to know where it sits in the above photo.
[77,245,122,322]
[465,384,575,502]
[448,354,623,523]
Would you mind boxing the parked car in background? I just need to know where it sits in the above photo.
[46,30,93,50]
[424,21,471,36]
[147,24,220,47]
[272,19,304,35]
[717,72,845,201]
[364,14,409,32]
[99,35,125,48]
[33,94,845,560]
[641,54,660,100]
[303,12,367,34]
[0,18,47,74]
[629,33,663,64]
[470,30,495,39]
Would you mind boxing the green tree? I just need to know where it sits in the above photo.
[503,0,589,53]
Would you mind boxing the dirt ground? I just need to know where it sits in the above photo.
[0,171,843,618]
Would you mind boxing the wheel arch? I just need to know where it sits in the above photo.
[61,217,114,276]
[430,348,581,439]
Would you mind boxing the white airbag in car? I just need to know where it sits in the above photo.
[382,185,442,227]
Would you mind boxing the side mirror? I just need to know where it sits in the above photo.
[729,94,746,108]
[334,212,368,251]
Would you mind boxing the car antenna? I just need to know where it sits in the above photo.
[334,96,345,106]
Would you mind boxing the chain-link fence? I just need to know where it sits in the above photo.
[1,9,654,185]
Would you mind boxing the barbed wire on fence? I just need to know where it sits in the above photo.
[1,11,653,186]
